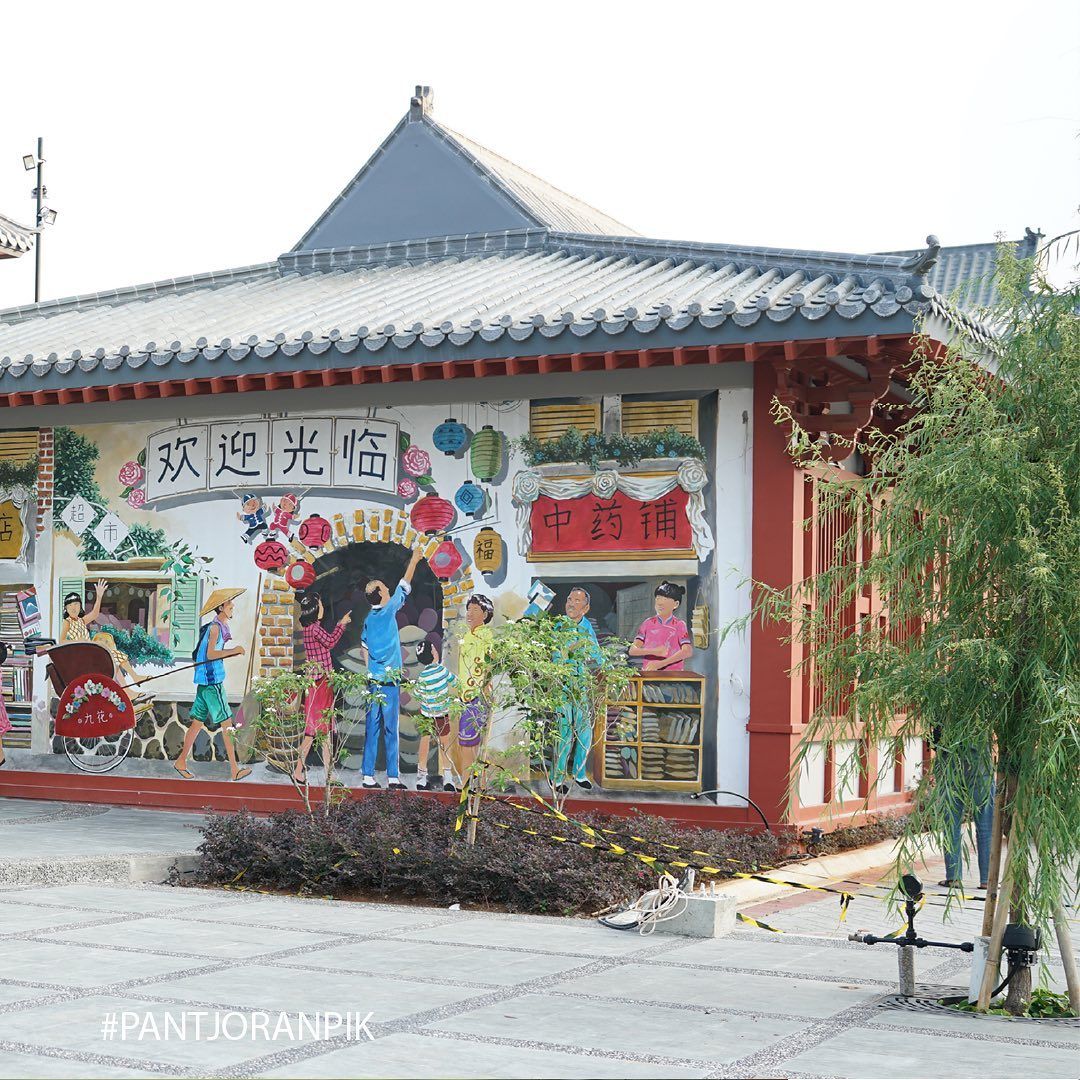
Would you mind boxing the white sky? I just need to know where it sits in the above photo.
[1,0,1077,310]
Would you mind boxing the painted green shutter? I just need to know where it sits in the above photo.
[58,577,84,631]
[169,576,202,655]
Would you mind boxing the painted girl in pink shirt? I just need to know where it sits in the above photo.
[630,581,693,672]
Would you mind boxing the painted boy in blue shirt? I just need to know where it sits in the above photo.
[360,546,424,789]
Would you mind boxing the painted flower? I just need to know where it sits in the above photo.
[397,478,419,500]
[118,461,144,487]
[126,488,147,509]
[401,446,432,477]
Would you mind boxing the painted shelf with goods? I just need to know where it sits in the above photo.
[0,589,34,749]
[598,671,705,792]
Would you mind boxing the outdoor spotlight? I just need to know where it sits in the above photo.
[23,153,36,171]
[1002,922,1041,966]
[899,873,923,901]
[39,207,57,226]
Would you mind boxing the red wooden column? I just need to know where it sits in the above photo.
[747,362,806,827]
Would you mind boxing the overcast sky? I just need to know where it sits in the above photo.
[1,0,1077,311]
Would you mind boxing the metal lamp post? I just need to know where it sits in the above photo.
[23,137,58,303]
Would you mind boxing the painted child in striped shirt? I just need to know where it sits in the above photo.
[414,640,458,791]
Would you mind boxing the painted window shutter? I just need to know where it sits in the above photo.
[169,576,202,654]
[58,578,85,626]
[621,399,699,438]
[529,403,601,442]
[0,430,38,461]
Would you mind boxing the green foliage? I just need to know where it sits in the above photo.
[950,987,1072,1019]
[0,455,39,489]
[462,612,634,806]
[79,522,170,562]
[53,426,104,528]
[729,245,1080,944]
[515,425,705,471]
[106,625,173,668]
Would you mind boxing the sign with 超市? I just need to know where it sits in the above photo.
[143,417,401,503]
[529,487,693,558]
[54,673,135,738]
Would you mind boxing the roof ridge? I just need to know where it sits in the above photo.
[0,260,279,325]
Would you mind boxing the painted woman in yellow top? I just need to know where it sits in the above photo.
[59,581,109,643]
[456,594,494,772]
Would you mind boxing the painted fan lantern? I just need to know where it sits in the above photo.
[284,560,316,591]
[410,493,455,535]
[473,527,504,577]
[433,417,468,456]
[298,513,332,548]
[429,538,463,580]
[454,480,485,518]
[469,425,503,482]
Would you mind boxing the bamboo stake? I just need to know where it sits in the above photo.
[981,771,1006,938]
[977,819,1016,1010]
[1053,902,1080,1017]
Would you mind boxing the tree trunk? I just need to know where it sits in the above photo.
[977,816,1015,1010]
[1005,959,1031,1016]
[1053,902,1080,1017]
[980,770,1006,937]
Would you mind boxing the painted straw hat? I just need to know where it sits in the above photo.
[200,587,246,618]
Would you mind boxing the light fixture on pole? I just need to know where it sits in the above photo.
[23,137,57,303]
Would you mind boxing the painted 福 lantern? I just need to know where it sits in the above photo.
[429,538,463,580]
[284,560,316,591]
[298,513,332,548]
[469,425,503,483]
[410,493,455,535]
[473,527,504,577]
[454,480,485,518]
[254,538,290,571]
[433,417,468,456]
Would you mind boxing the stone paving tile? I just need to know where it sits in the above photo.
[433,991,807,1063]
[405,916,664,957]
[221,896,455,935]
[0,939,211,989]
[136,962,491,1021]
[276,937,595,987]
[0,884,233,914]
[554,962,882,1019]
[777,1023,1080,1079]
[0,900,125,935]
[43,915,334,960]
[0,1049,154,1079]
[0,984,48,1008]
[867,1009,1080,1044]
[0,993,313,1070]
[255,1031,711,1079]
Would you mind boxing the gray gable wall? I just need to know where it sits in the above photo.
[295,117,537,251]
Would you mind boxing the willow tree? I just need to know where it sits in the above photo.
[739,245,1079,1014]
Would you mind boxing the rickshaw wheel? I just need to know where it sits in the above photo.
[64,730,134,774]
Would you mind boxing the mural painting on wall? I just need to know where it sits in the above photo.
[17,398,717,798]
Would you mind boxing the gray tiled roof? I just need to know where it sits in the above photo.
[878,229,1041,312]
[0,229,947,384]
[0,213,35,258]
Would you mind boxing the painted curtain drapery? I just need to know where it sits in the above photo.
[510,458,713,558]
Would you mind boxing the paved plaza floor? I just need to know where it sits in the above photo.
[1,800,1078,1078]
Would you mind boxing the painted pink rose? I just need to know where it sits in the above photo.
[397,478,419,500]
[401,446,432,477]
[118,461,144,487]
[127,488,147,509]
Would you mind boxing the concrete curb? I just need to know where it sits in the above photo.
[0,852,198,888]
[716,834,939,906]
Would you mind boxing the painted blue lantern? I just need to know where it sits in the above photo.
[433,417,468,456]
[455,480,485,518]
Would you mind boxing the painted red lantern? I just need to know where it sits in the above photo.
[298,513,332,548]
[410,493,455,535]
[284,560,316,591]
[429,538,463,580]
[254,539,290,571]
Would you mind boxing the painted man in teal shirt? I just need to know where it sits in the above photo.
[553,586,603,794]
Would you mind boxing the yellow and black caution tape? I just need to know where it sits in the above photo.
[736,912,784,933]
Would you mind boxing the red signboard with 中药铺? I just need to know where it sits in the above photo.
[529,488,693,557]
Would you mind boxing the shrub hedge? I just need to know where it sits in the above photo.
[188,794,786,916]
